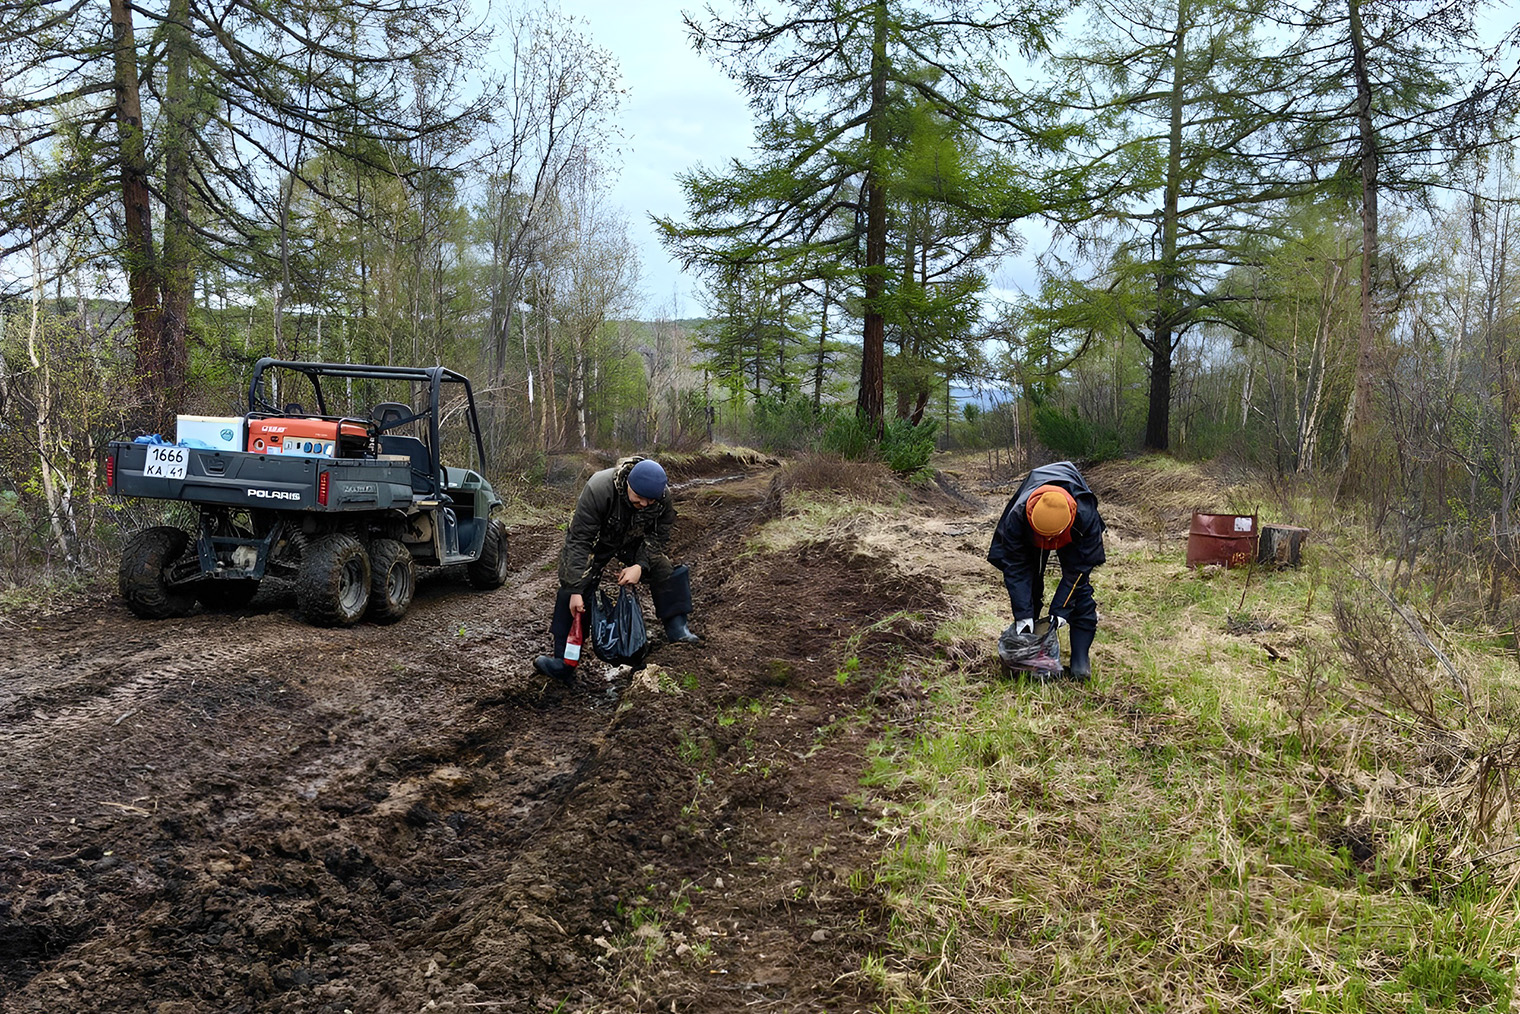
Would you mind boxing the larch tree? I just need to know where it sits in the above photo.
[1267,0,1520,485]
[1,0,500,426]
[656,0,1051,430]
[1034,0,1297,451]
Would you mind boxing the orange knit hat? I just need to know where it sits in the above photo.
[1026,484,1077,548]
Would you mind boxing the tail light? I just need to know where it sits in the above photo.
[105,452,115,492]
[317,471,330,506]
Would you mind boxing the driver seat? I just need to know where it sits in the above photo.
[372,402,412,431]
[371,403,434,494]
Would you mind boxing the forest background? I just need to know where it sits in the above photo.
[2,0,1520,615]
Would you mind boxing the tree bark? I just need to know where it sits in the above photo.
[1340,0,1381,487]
[109,0,163,421]
[856,0,889,432]
[28,240,80,569]
[1144,0,1188,451]
[158,0,193,413]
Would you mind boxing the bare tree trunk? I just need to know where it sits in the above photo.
[1299,260,1344,473]
[573,330,588,449]
[1144,0,1188,451]
[521,300,535,448]
[1339,0,1381,490]
[158,0,193,409]
[541,293,558,450]
[1239,351,1254,428]
[28,240,79,569]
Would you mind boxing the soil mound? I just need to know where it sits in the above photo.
[1085,457,1246,542]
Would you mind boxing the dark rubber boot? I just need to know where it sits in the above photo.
[533,654,575,682]
[1067,626,1094,682]
[663,615,700,644]
[652,565,694,618]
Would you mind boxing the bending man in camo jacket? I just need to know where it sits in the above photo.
[534,456,699,680]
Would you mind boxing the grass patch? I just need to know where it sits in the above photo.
[863,498,1520,1012]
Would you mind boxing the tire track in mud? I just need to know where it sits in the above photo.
[0,477,668,1007]
[1,618,336,756]
[2,517,559,780]
[0,455,935,1013]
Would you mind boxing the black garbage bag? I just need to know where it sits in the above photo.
[997,618,1062,676]
[591,585,649,669]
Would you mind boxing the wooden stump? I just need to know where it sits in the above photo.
[1258,524,1309,567]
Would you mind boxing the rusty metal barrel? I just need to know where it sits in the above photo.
[1186,512,1258,568]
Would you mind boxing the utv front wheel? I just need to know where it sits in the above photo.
[119,526,196,619]
[467,518,509,589]
[297,534,370,626]
[366,538,415,624]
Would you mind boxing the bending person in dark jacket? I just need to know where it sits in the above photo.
[987,460,1106,681]
[534,456,699,681]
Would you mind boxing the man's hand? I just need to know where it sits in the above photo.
[569,593,585,616]
[1015,617,1034,636]
[617,564,643,586]
[1051,615,1068,630]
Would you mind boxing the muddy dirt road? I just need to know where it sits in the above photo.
[1,453,961,1013]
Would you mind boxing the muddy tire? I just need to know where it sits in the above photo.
[195,579,260,611]
[467,518,509,589]
[296,534,370,626]
[119,526,197,619]
[366,538,415,624]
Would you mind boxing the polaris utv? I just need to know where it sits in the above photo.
[107,359,509,626]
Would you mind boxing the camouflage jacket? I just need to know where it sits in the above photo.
[557,457,676,593]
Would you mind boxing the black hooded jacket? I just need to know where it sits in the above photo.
[987,460,1105,620]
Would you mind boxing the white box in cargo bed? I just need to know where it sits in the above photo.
[176,415,244,451]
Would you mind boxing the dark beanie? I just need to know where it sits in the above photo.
[628,458,667,499]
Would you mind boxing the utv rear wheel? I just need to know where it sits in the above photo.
[119,526,196,619]
[297,533,370,626]
[366,538,415,624]
[195,579,260,611]
[467,518,509,589]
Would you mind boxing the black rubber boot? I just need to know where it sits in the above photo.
[653,566,699,644]
[1067,626,1094,682]
[663,615,700,644]
[533,654,575,682]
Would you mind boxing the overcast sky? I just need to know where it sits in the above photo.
[561,3,755,318]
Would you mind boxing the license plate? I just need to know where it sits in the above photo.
[143,444,188,480]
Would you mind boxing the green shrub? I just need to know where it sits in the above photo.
[752,393,820,452]
[1032,404,1122,462]
[881,417,938,474]
[821,407,876,460]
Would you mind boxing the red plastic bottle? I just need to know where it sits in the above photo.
[563,612,584,668]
